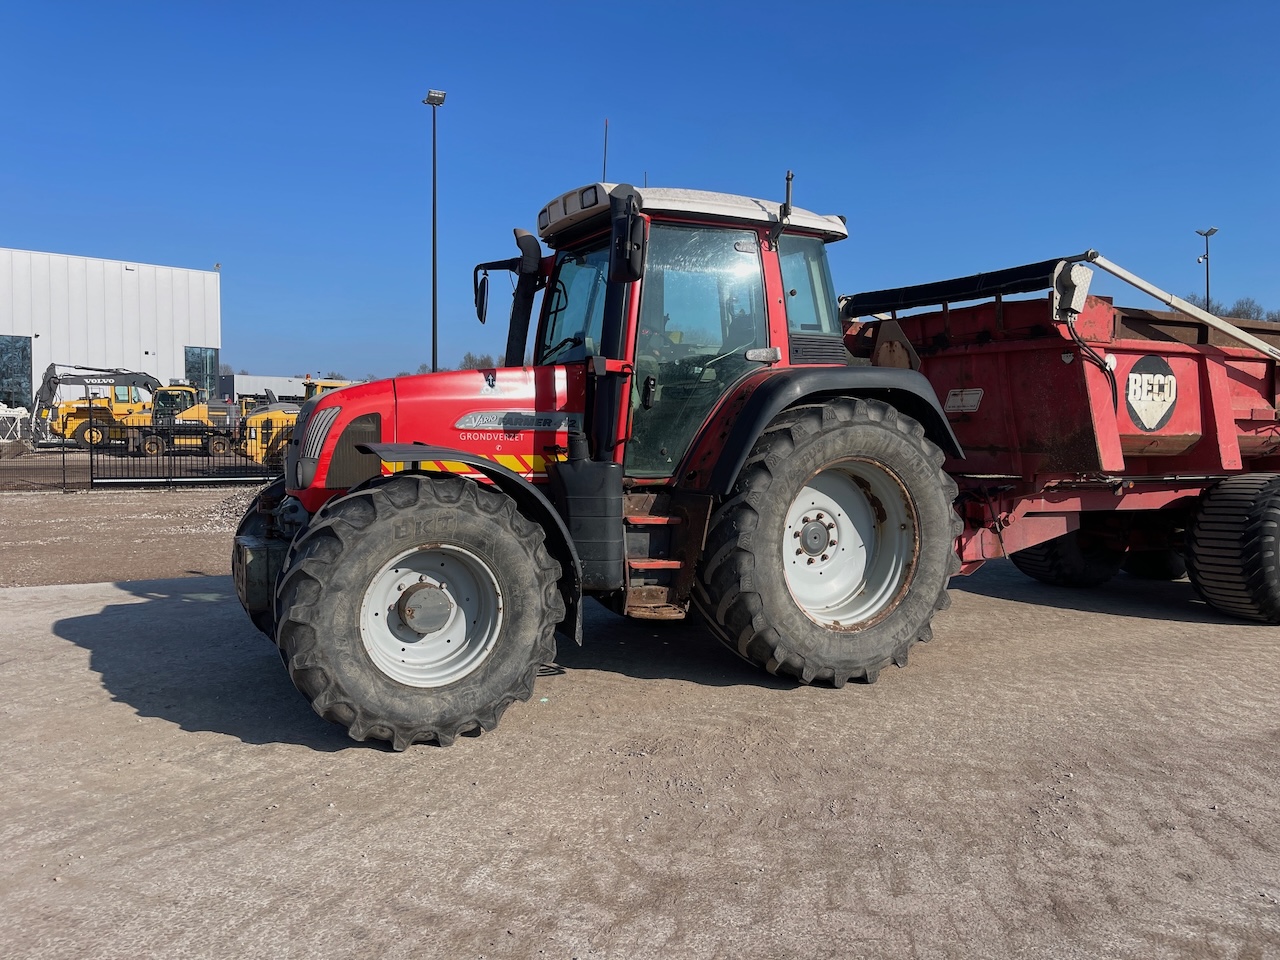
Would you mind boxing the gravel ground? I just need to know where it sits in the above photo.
[0,485,263,588]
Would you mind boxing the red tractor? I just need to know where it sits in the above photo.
[234,180,964,748]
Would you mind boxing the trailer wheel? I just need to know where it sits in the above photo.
[233,477,288,639]
[207,435,231,457]
[1009,528,1125,587]
[1122,549,1187,581]
[696,398,960,687]
[1186,474,1280,623]
[140,434,166,457]
[73,421,108,449]
[275,474,563,749]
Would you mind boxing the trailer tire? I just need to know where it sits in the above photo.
[1122,549,1187,581]
[1009,528,1125,587]
[695,398,960,687]
[73,421,108,449]
[140,434,166,457]
[1186,474,1280,623]
[233,477,288,639]
[207,435,231,457]
[275,474,563,749]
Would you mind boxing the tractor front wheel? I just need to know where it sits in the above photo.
[275,473,563,749]
[696,398,960,686]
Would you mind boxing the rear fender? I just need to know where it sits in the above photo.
[694,368,964,496]
[357,443,584,644]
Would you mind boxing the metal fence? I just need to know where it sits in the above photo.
[0,401,283,492]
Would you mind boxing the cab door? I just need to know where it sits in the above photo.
[625,223,771,478]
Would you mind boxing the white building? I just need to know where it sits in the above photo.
[0,247,221,408]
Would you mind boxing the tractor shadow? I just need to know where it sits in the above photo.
[52,575,351,751]
[555,600,794,690]
[950,558,1244,625]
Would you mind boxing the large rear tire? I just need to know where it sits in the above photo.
[232,477,287,639]
[275,474,564,749]
[695,399,960,686]
[1186,474,1280,623]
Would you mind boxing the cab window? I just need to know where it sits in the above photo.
[537,240,610,364]
[778,234,841,335]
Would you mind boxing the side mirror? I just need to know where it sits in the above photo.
[608,184,646,284]
[474,273,489,324]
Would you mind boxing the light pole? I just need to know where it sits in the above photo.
[423,89,447,372]
[1196,226,1218,312]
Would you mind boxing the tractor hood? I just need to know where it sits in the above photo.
[390,365,585,479]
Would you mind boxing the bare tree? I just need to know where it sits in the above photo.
[458,352,496,370]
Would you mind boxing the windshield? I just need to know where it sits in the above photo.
[154,391,185,411]
[536,240,610,364]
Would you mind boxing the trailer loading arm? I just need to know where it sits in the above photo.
[1080,250,1280,363]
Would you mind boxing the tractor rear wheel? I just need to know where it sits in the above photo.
[696,399,960,686]
[1010,527,1126,587]
[233,477,287,639]
[275,473,563,749]
[73,421,108,449]
[1186,474,1280,623]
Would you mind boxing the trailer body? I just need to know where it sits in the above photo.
[845,267,1280,575]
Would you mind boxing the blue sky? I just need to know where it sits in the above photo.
[2,1,1277,378]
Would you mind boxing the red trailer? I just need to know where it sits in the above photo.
[844,251,1280,621]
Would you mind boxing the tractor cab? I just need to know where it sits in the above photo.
[497,182,850,481]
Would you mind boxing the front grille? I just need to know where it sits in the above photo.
[326,413,382,489]
[301,406,341,460]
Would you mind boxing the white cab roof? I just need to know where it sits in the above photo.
[537,183,848,243]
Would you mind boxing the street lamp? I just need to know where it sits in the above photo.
[1196,226,1218,312]
[423,89,447,372]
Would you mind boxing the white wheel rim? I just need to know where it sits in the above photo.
[782,459,918,629]
[359,544,504,687]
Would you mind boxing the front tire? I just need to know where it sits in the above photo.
[1187,474,1280,623]
[73,421,108,449]
[275,474,564,749]
[232,477,287,639]
[696,399,960,686]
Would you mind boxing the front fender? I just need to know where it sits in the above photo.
[357,443,584,645]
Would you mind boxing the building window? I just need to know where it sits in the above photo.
[0,335,33,408]
[184,346,220,397]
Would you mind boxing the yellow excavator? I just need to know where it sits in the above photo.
[33,364,234,454]
[237,377,352,468]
